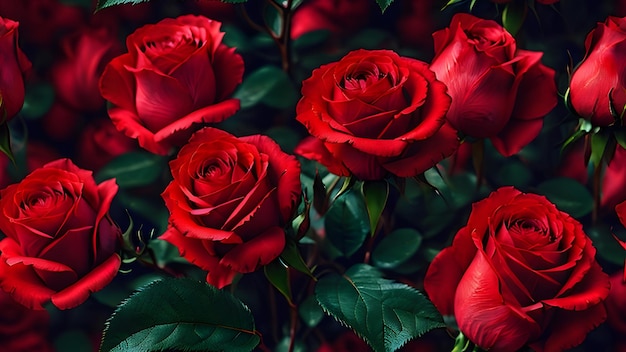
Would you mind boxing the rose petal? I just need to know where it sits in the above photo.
[219,226,286,273]
[50,254,121,310]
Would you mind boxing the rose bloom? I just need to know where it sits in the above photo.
[424,187,610,352]
[295,49,458,180]
[0,16,31,120]
[99,15,244,155]
[0,289,54,352]
[161,128,302,288]
[429,13,556,156]
[0,159,121,310]
[570,16,626,127]
[51,27,122,112]
[290,0,371,39]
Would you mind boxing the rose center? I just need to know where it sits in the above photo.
[511,218,555,243]
[21,189,65,211]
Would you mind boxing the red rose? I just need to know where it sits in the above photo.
[295,49,458,180]
[161,128,302,288]
[99,15,244,155]
[0,290,54,352]
[429,13,556,156]
[290,0,371,39]
[569,16,626,127]
[0,159,121,310]
[76,118,137,172]
[0,16,31,120]
[51,27,122,112]
[424,187,610,352]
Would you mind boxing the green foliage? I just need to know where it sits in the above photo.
[502,1,527,36]
[95,151,167,188]
[280,238,315,279]
[372,228,422,270]
[535,178,593,218]
[95,0,150,11]
[21,83,54,119]
[375,0,394,13]
[234,66,299,109]
[362,180,389,236]
[0,120,14,163]
[299,295,324,328]
[587,224,626,266]
[264,259,293,305]
[100,277,260,352]
[324,189,370,257]
[315,264,445,352]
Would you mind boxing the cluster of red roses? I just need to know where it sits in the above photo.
[0,0,625,351]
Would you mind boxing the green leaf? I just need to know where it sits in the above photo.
[54,330,94,352]
[372,228,422,270]
[95,0,150,11]
[375,0,394,13]
[589,132,610,167]
[0,120,14,163]
[502,1,527,36]
[299,294,325,328]
[21,83,54,119]
[325,190,370,257]
[95,151,167,188]
[293,30,331,51]
[614,129,626,150]
[362,180,389,236]
[264,259,293,305]
[100,277,260,352]
[233,66,298,109]
[587,224,626,266]
[315,264,445,352]
[494,161,533,188]
[281,238,315,279]
[535,178,593,218]
[441,0,467,10]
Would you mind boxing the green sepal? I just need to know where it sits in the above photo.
[362,180,389,236]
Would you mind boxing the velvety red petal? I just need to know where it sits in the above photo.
[159,228,217,271]
[325,143,387,180]
[0,240,55,310]
[108,106,169,155]
[132,68,195,132]
[206,264,237,289]
[382,122,459,177]
[99,54,137,113]
[424,227,477,316]
[294,137,350,177]
[219,226,286,273]
[153,98,240,143]
[212,45,244,101]
[510,50,557,121]
[454,249,540,352]
[490,117,543,157]
[529,302,607,352]
[50,254,121,310]
[542,262,610,311]
[242,135,302,223]
[162,182,237,241]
